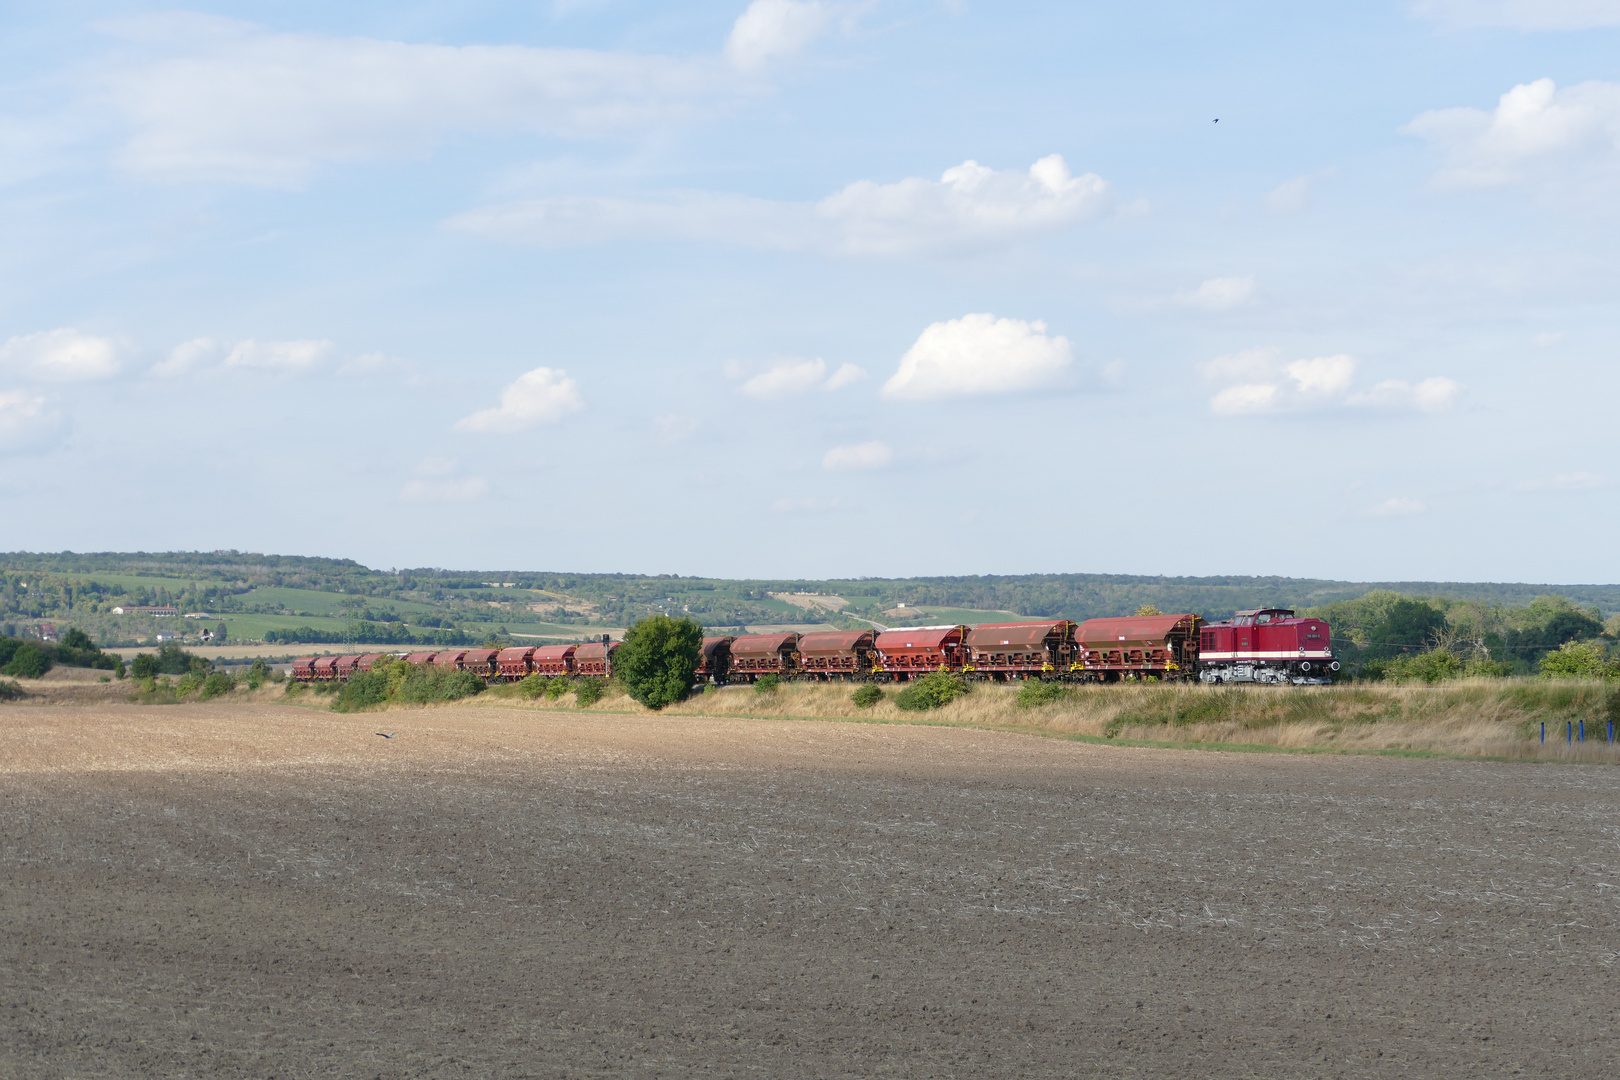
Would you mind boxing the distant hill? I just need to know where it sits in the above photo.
[2,550,1615,647]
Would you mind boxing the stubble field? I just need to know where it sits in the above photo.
[3,700,1619,1078]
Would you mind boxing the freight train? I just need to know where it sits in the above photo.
[292,609,1338,687]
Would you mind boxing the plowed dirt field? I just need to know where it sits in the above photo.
[3,702,1618,1077]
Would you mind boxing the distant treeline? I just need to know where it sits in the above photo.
[263,621,479,646]
[0,629,122,679]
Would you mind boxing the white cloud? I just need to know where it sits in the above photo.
[1532,331,1565,346]
[1413,0,1620,29]
[150,336,335,376]
[454,366,584,433]
[882,313,1072,401]
[447,154,1111,257]
[1266,169,1334,214]
[0,390,67,452]
[1176,276,1255,311]
[98,12,726,187]
[399,457,489,502]
[731,357,866,400]
[1368,497,1426,517]
[654,413,702,444]
[1202,350,1463,415]
[1517,471,1606,491]
[725,0,832,72]
[1404,78,1620,190]
[822,440,893,470]
[0,329,123,382]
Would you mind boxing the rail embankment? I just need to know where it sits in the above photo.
[539,678,1620,761]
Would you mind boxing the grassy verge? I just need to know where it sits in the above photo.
[461,677,1620,763]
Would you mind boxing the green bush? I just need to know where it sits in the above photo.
[0,679,24,701]
[1016,679,1069,708]
[331,671,391,712]
[175,673,204,697]
[754,674,781,694]
[395,667,485,705]
[852,684,883,708]
[613,616,703,711]
[576,678,606,706]
[1540,640,1615,680]
[3,643,52,679]
[1381,649,1465,684]
[113,656,126,680]
[544,676,572,700]
[130,653,158,679]
[894,671,971,712]
[515,673,547,699]
[198,672,235,700]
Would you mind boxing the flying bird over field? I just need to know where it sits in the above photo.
[376,732,395,739]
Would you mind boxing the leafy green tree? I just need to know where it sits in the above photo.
[60,627,94,651]
[895,671,971,712]
[852,684,883,708]
[130,653,158,679]
[1540,641,1614,680]
[613,615,702,710]
[2,642,51,679]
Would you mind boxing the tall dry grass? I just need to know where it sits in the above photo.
[470,677,1620,762]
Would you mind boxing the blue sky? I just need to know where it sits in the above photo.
[1,1,1616,581]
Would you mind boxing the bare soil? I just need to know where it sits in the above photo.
[3,701,1618,1077]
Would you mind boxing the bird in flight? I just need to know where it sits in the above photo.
[1213,118,1219,123]
[376,732,395,739]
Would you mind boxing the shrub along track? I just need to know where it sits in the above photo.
[2,701,1619,1077]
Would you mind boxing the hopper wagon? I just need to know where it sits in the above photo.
[574,637,620,677]
[964,621,1076,679]
[727,633,800,682]
[872,625,967,680]
[533,644,577,676]
[1074,614,1202,682]
[292,656,317,681]
[355,653,388,674]
[335,655,364,680]
[402,651,438,666]
[430,649,469,671]
[496,646,537,680]
[696,636,735,685]
[461,648,499,678]
[797,630,878,680]
[311,656,340,682]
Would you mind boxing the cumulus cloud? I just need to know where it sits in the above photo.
[0,390,68,452]
[150,336,335,376]
[822,440,893,471]
[97,12,726,187]
[1265,168,1334,214]
[730,357,866,400]
[399,458,489,502]
[454,366,584,433]
[653,413,702,443]
[0,329,124,382]
[1201,349,1463,416]
[1516,471,1606,491]
[1404,78,1620,190]
[1176,276,1255,311]
[1368,497,1426,518]
[1413,0,1620,29]
[725,0,832,71]
[447,154,1111,258]
[882,314,1072,401]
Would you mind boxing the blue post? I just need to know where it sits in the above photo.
[1568,721,1572,744]
[1580,720,1585,742]
[1541,722,1545,744]
[1610,720,1614,745]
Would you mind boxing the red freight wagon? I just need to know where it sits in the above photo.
[312,656,340,681]
[573,638,620,677]
[403,651,437,666]
[696,636,735,685]
[796,630,877,680]
[292,657,317,681]
[461,648,499,678]
[356,654,387,674]
[335,655,364,680]
[728,633,800,682]
[873,625,967,679]
[963,621,1076,679]
[1199,609,1337,685]
[533,645,577,676]
[496,646,537,679]
[431,649,468,671]
[1074,614,1201,682]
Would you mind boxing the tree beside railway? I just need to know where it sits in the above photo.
[614,615,703,710]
